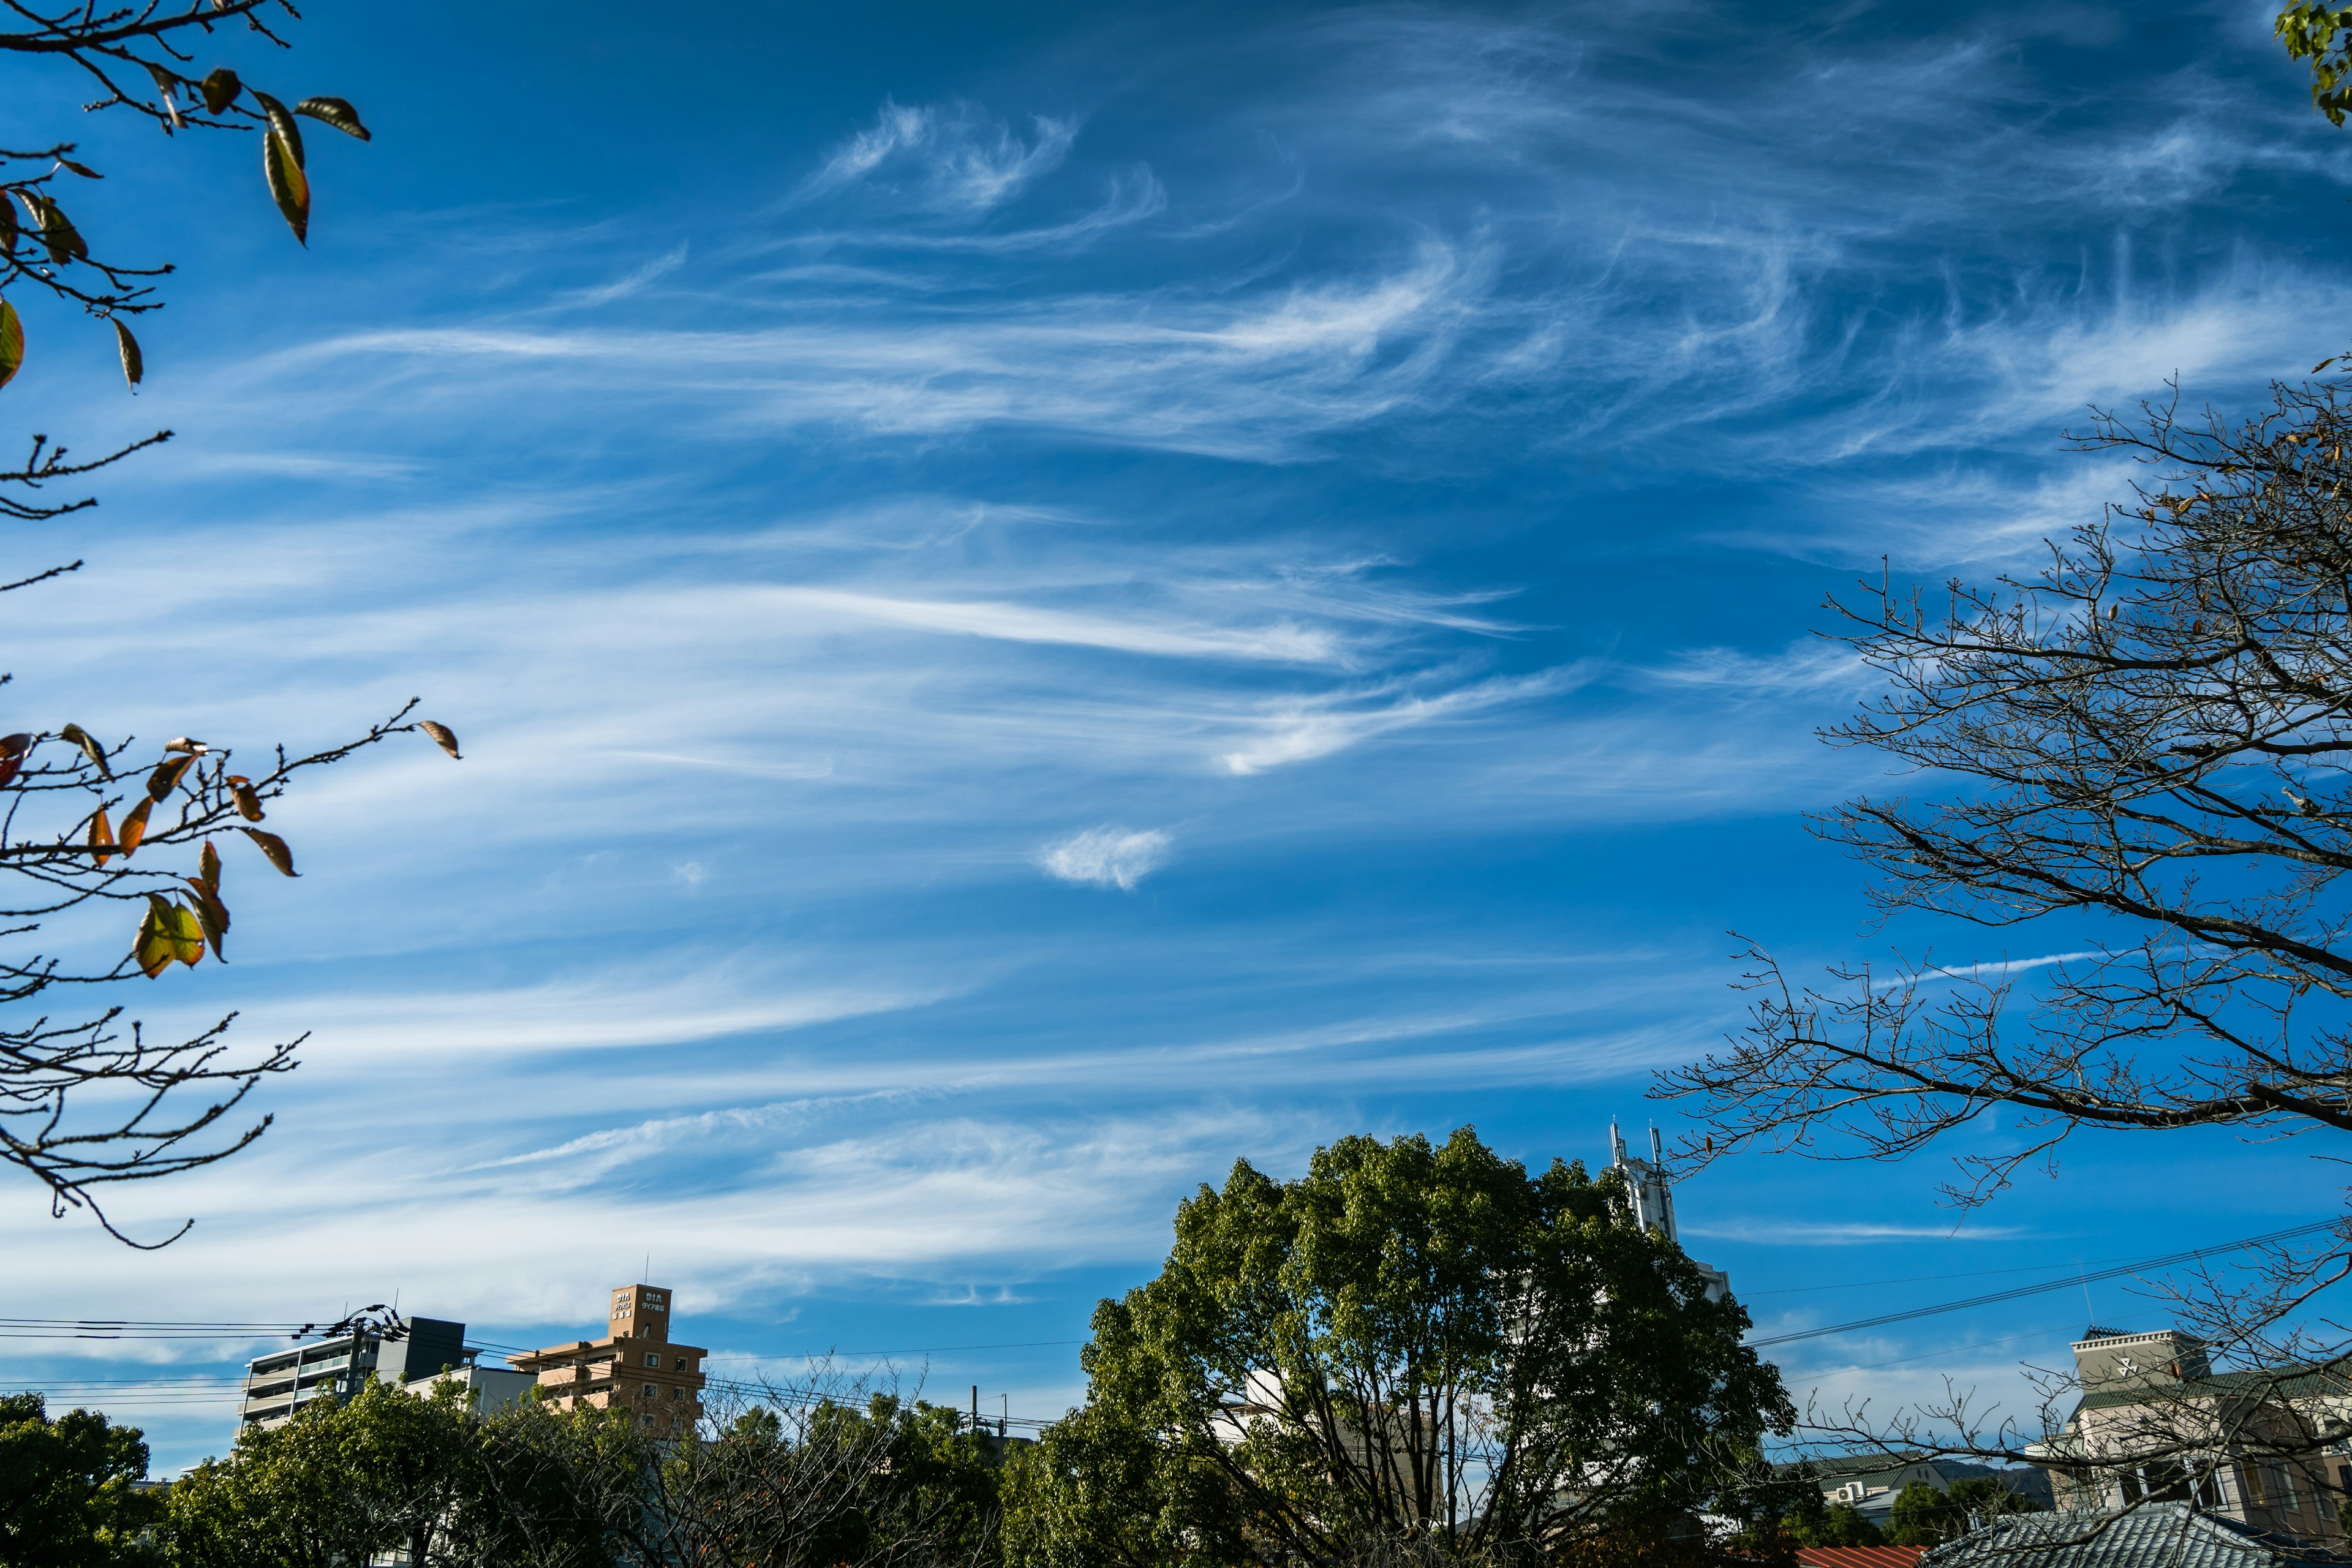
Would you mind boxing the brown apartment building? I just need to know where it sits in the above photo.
[511,1283,708,1435]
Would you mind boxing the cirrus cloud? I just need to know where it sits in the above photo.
[1038,826,1175,890]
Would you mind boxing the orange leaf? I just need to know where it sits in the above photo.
[119,797,153,857]
[89,806,115,869]
[146,753,194,801]
[228,774,264,821]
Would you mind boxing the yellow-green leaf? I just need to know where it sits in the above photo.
[138,893,205,969]
[119,796,153,857]
[134,898,175,978]
[0,300,21,393]
[250,91,304,169]
[113,320,142,391]
[293,96,371,142]
[263,129,309,246]
[241,826,297,876]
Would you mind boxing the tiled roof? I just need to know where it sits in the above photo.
[1920,1505,2352,1568]
[1798,1546,1926,1568]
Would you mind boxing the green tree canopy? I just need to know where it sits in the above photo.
[1882,1477,2041,1548]
[0,1393,159,1568]
[1004,1126,1792,1568]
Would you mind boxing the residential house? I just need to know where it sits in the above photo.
[2027,1326,2352,1545]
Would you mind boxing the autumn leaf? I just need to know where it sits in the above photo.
[293,96,371,141]
[241,826,296,876]
[164,736,207,755]
[146,753,195,801]
[250,90,304,169]
[134,898,175,978]
[198,66,241,114]
[113,320,142,391]
[59,159,102,180]
[0,200,16,256]
[135,894,205,973]
[58,722,110,777]
[0,733,29,790]
[418,720,461,760]
[119,797,153,856]
[184,877,229,960]
[263,127,309,245]
[0,300,23,393]
[199,839,221,885]
[89,806,114,869]
[29,195,86,264]
[227,774,263,821]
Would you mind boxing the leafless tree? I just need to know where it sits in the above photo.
[1653,362,2352,1513]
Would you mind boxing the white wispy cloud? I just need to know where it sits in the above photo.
[799,100,1081,213]
[1218,668,1583,775]
[1039,826,1174,889]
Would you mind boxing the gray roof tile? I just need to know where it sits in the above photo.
[1920,1506,2351,1568]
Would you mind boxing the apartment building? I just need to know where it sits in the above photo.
[510,1283,708,1436]
[236,1317,468,1431]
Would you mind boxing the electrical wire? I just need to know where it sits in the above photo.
[1746,1218,2343,1349]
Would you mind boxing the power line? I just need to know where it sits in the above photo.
[1747,1218,2343,1349]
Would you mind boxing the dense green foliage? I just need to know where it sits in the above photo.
[139,1376,1003,1567]
[0,1393,160,1568]
[1001,1126,1793,1567]
[1882,1478,2041,1547]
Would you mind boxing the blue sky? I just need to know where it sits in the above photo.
[5,0,2351,1470]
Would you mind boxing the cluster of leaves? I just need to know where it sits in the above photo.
[998,1126,1792,1568]
[2279,4,2352,126]
[0,0,370,396]
[0,1392,157,1568]
[0,705,458,1245]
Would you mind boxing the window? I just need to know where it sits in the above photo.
[674,1356,690,1371]
[671,1385,682,1400]
[644,1353,660,1368]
